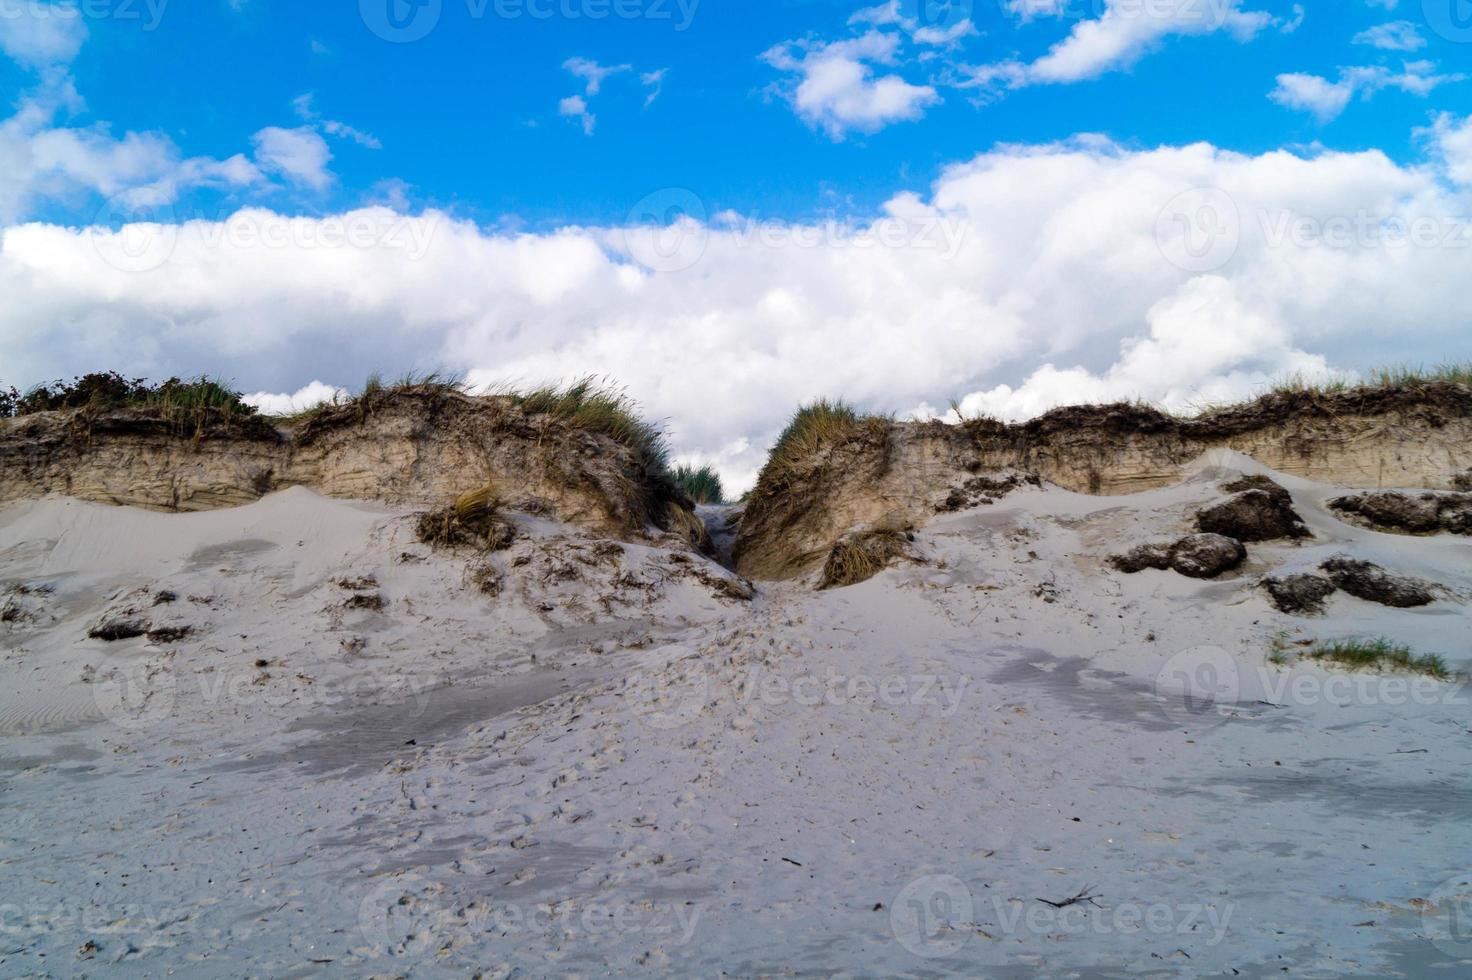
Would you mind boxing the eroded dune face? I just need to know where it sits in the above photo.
[0,389,697,546]
[734,384,1472,580]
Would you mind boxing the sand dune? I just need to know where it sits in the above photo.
[2,448,1470,975]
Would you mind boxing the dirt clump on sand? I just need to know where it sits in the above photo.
[936,472,1043,513]
[819,525,917,590]
[1262,574,1338,616]
[1197,488,1310,542]
[1329,491,1472,536]
[1111,533,1247,580]
[1319,557,1437,608]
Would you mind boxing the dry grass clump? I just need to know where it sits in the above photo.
[819,526,913,590]
[415,483,517,551]
[664,500,715,554]
[673,464,724,504]
[1301,637,1452,679]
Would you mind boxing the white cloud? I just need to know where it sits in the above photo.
[641,69,667,108]
[251,126,333,190]
[763,31,939,139]
[559,95,595,135]
[1271,63,1465,123]
[243,381,347,415]
[1002,0,1071,22]
[979,0,1275,88]
[1353,20,1425,51]
[3,132,1470,492]
[1425,113,1472,185]
[292,94,382,150]
[0,80,263,222]
[0,2,88,68]
[564,57,630,96]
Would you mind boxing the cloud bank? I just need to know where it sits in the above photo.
[4,125,1471,490]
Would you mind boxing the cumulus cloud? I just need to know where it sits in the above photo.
[4,129,1471,491]
[243,381,348,415]
[763,31,939,139]
[1270,62,1465,122]
[1425,113,1472,185]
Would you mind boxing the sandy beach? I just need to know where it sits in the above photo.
[3,450,1470,976]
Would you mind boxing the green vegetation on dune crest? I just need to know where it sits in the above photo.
[1233,362,1471,406]
[0,373,258,438]
[759,399,890,489]
[509,377,670,473]
[1,372,257,419]
[673,464,724,505]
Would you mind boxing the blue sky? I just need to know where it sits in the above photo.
[8,0,1469,228]
[3,1,1471,487]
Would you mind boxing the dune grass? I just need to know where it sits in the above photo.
[757,399,890,489]
[1205,362,1472,412]
[2,372,256,418]
[509,377,670,471]
[1301,637,1452,679]
[672,464,724,504]
[0,372,259,438]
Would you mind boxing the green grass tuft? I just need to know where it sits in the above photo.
[758,399,889,489]
[509,376,669,472]
[1302,637,1452,679]
[672,464,725,505]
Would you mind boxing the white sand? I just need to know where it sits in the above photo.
[2,454,1470,976]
